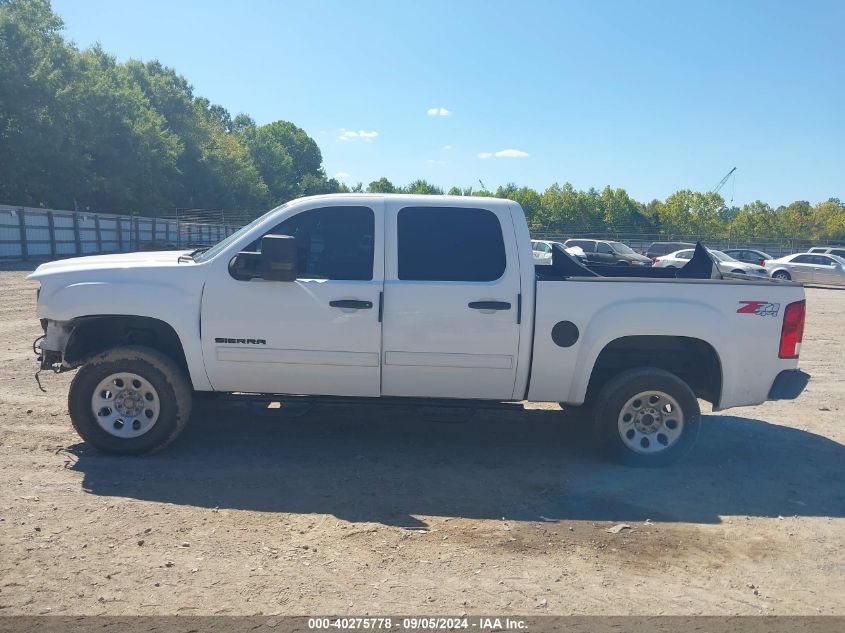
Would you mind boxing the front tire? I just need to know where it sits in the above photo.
[68,346,193,454]
[593,368,701,466]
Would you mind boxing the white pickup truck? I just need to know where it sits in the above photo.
[30,194,810,465]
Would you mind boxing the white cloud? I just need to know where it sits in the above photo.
[426,107,452,117]
[495,148,529,158]
[443,144,453,150]
[334,171,351,179]
[478,148,529,159]
[338,129,379,142]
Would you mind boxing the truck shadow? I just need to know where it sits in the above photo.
[68,402,845,528]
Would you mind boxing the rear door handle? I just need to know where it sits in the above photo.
[329,299,373,309]
[468,301,511,311]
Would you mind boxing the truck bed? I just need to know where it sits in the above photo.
[527,244,806,409]
[536,242,783,283]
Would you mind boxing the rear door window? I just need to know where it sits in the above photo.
[567,240,595,251]
[397,207,506,281]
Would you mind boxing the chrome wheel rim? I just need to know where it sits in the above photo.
[617,390,684,454]
[91,372,160,438]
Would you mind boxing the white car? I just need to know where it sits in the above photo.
[764,252,845,285]
[653,249,767,276]
[31,194,808,466]
[531,239,586,265]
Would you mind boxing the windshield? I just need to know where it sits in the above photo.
[610,242,636,255]
[192,203,291,263]
[709,250,735,262]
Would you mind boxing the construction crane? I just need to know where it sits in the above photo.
[712,167,737,202]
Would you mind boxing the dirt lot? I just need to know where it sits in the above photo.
[1,264,843,616]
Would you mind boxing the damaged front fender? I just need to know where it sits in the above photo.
[35,319,74,370]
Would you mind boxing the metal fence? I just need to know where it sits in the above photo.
[1,203,834,262]
[0,205,241,260]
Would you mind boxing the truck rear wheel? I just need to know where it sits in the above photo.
[593,367,700,466]
[68,346,192,454]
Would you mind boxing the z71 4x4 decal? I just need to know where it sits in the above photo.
[737,301,781,317]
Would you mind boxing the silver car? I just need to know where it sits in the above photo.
[764,252,845,285]
[653,248,767,276]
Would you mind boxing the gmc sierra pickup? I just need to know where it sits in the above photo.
[30,194,810,465]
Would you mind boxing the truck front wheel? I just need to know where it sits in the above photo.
[593,368,700,466]
[68,346,192,454]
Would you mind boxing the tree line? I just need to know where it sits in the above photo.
[0,0,340,215]
[2,0,843,243]
[353,179,845,242]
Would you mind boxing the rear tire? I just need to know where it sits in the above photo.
[593,368,701,467]
[68,346,192,454]
[772,270,791,280]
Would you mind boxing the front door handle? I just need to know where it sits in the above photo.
[468,301,511,311]
[329,299,373,309]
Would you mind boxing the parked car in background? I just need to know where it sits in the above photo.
[722,248,773,267]
[808,246,845,259]
[531,240,553,264]
[764,253,845,285]
[531,240,587,265]
[563,239,652,266]
[653,249,767,276]
[644,241,696,261]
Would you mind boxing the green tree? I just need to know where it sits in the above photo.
[0,0,76,207]
[367,177,396,193]
[237,119,323,203]
[403,179,443,195]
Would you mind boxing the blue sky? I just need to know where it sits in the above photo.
[53,0,844,206]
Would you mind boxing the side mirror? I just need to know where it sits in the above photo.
[228,251,261,281]
[260,234,298,281]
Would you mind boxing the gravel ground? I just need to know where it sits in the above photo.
[1,264,843,615]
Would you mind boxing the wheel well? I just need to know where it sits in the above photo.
[64,316,189,377]
[586,335,722,406]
